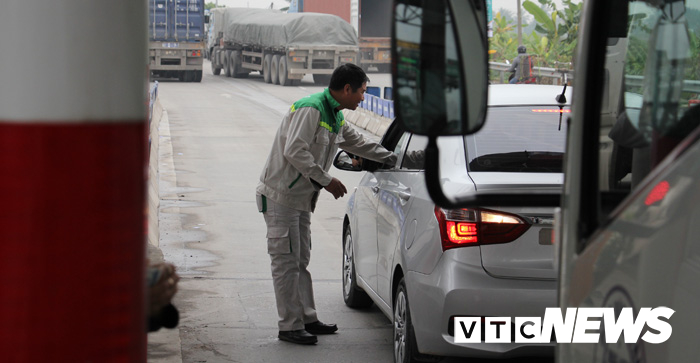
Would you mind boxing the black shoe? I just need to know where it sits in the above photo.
[278,329,318,345]
[304,321,338,335]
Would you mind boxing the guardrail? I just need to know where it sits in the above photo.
[625,75,700,94]
[489,62,574,85]
[355,69,698,120]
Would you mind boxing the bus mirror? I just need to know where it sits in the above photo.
[392,0,489,136]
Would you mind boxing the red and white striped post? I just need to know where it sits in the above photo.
[0,1,148,360]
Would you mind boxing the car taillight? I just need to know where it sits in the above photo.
[434,207,531,251]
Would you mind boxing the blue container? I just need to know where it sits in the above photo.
[149,0,205,42]
[369,95,377,113]
[382,100,389,117]
[366,86,381,98]
[373,97,381,116]
[388,101,394,119]
[384,87,393,100]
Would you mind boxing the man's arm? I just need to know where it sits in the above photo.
[508,56,519,72]
[339,124,397,165]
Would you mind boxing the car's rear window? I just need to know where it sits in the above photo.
[465,106,569,173]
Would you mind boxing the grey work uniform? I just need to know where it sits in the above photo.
[256,88,396,331]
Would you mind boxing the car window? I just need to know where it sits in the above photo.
[379,131,410,170]
[400,134,428,170]
[465,106,569,173]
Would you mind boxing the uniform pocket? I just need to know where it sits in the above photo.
[314,129,330,145]
[310,128,331,160]
[266,226,291,255]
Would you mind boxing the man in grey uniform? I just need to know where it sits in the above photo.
[256,64,397,345]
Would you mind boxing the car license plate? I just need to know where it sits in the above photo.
[163,42,179,48]
[539,228,554,245]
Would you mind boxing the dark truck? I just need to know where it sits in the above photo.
[209,8,359,86]
[148,0,206,82]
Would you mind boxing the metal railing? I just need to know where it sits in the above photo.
[625,75,700,94]
[489,62,574,85]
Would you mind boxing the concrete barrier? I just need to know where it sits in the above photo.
[147,84,162,248]
[343,108,392,138]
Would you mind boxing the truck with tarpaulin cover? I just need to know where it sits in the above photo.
[299,0,393,73]
[149,0,206,82]
[209,8,359,86]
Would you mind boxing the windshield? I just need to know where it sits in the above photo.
[465,106,569,173]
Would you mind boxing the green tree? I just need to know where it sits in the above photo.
[205,2,224,10]
[521,0,581,68]
[490,12,519,62]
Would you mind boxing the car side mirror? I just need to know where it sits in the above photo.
[333,151,363,172]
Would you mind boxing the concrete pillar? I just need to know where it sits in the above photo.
[0,0,148,360]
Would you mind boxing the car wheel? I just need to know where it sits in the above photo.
[394,278,428,363]
[342,226,373,308]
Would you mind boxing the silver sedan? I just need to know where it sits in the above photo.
[335,84,572,362]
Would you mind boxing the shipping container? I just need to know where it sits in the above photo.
[148,0,206,82]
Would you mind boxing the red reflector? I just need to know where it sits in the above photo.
[645,180,670,206]
[531,109,571,113]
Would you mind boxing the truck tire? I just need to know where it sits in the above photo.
[194,70,202,82]
[279,56,291,86]
[231,50,249,78]
[224,50,232,77]
[212,47,221,75]
[263,54,272,83]
[271,55,280,85]
[313,74,331,86]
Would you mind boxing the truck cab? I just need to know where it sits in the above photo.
[390,0,700,361]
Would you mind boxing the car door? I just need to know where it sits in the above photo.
[353,122,406,295]
[352,171,381,292]
[375,133,427,305]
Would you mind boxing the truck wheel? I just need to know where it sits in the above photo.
[212,59,221,75]
[263,54,272,83]
[279,57,291,86]
[211,47,221,75]
[231,50,249,78]
[194,70,202,82]
[271,55,280,85]
[224,50,232,77]
[313,74,331,86]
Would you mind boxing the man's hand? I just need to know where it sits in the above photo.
[324,177,347,199]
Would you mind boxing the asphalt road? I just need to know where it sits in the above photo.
[147,61,553,363]
[148,61,396,363]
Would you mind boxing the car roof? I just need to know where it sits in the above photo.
[487,84,572,107]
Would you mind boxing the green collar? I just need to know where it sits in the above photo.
[323,88,341,111]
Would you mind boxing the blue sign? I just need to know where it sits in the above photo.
[487,0,492,21]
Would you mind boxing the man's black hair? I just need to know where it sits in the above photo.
[329,63,370,91]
